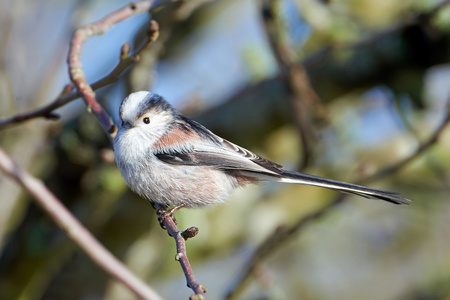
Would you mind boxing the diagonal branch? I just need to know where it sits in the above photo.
[0,147,162,300]
[363,99,450,183]
[67,0,166,139]
[226,96,450,299]
[0,19,159,131]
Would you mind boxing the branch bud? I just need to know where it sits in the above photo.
[181,226,199,240]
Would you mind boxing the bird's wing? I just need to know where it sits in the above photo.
[154,117,412,205]
[154,117,283,176]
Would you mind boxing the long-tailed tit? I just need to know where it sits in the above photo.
[114,91,410,211]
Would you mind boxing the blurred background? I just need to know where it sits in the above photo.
[1,0,450,299]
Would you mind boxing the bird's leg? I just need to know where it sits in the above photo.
[157,204,185,229]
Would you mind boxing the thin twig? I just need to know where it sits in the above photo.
[226,97,450,299]
[363,99,450,184]
[0,147,162,300]
[0,23,159,131]
[155,204,207,299]
[67,0,166,139]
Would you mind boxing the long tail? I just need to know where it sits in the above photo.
[279,170,411,205]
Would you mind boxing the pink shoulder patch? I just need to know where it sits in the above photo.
[154,126,200,149]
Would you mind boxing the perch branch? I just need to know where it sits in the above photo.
[0,147,162,300]
[155,204,207,299]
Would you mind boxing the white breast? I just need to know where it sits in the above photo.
[114,127,240,208]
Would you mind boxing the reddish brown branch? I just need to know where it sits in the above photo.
[0,148,162,300]
[67,1,164,138]
[155,204,207,298]
[0,19,159,131]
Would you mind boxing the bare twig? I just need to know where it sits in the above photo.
[0,147,162,300]
[0,22,159,131]
[0,2,161,131]
[155,204,207,299]
[226,97,450,299]
[67,0,166,139]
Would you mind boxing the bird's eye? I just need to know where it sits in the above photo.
[143,117,150,124]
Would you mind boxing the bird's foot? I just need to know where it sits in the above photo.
[156,204,185,229]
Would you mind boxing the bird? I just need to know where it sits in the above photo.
[113,91,410,214]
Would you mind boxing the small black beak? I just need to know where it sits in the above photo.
[122,121,134,129]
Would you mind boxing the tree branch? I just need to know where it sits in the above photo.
[155,204,207,299]
[68,1,166,140]
[225,96,450,299]
[0,3,160,131]
[0,147,162,300]
[363,100,450,183]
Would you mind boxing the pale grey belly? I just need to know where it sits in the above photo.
[122,162,239,208]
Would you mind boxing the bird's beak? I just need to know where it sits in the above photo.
[122,121,134,129]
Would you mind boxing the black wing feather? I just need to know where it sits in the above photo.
[154,115,412,205]
[158,116,283,174]
[155,152,197,165]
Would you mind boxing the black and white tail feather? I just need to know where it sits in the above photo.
[155,116,411,205]
[279,171,410,205]
[177,117,411,205]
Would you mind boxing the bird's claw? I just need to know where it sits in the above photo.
[156,204,185,229]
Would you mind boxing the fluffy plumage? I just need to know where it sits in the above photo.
[114,91,411,208]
